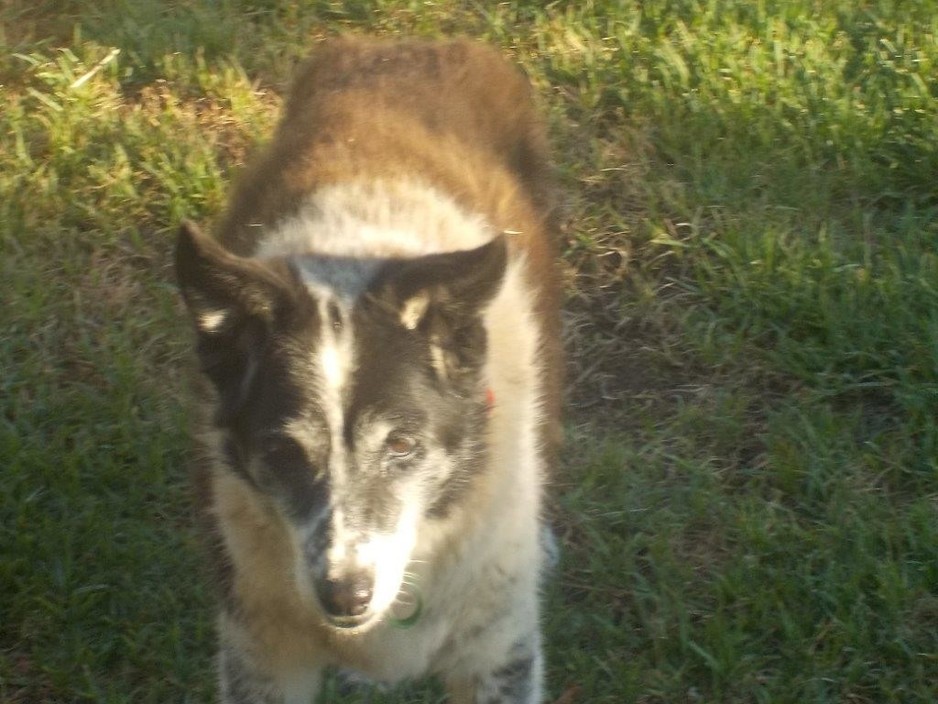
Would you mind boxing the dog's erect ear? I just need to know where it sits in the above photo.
[175,220,293,422]
[376,235,508,382]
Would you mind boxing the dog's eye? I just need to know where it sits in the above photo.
[385,433,417,459]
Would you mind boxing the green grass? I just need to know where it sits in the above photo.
[2,1,936,702]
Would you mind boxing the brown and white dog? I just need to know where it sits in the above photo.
[175,37,562,704]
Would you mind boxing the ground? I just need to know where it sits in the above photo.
[1,2,936,703]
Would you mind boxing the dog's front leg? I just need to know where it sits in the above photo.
[218,615,322,704]
[218,640,281,704]
[446,637,544,704]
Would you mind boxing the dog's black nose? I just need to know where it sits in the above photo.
[316,573,374,621]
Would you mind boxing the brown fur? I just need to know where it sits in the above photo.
[187,36,564,694]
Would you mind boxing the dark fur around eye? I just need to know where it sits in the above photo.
[262,435,308,467]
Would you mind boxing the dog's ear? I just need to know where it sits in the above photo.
[175,220,293,422]
[376,236,508,382]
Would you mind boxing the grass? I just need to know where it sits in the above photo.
[1,1,936,702]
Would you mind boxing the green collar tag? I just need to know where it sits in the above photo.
[389,588,423,629]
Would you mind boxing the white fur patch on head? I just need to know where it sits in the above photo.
[312,294,355,481]
[319,330,347,392]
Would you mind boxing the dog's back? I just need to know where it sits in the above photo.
[221,39,552,247]
[176,38,562,703]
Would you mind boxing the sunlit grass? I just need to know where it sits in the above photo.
[2,1,936,702]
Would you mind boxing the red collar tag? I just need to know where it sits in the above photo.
[485,388,496,412]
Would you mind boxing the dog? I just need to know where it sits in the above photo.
[175,37,563,704]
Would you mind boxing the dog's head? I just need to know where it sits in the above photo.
[176,222,506,629]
